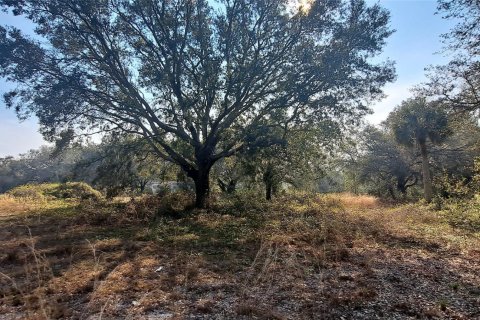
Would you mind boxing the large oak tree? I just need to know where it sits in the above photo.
[0,0,394,207]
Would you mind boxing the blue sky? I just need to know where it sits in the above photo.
[365,0,455,124]
[0,0,456,157]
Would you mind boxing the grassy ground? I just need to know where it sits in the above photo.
[0,191,479,319]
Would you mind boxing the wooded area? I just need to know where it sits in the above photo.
[0,0,479,319]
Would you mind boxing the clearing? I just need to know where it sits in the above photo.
[0,192,479,319]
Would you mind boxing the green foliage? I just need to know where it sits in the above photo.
[388,97,451,147]
[0,145,94,193]
[7,183,51,200]
[0,0,395,208]
[434,155,480,199]
[0,135,174,198]
[7,182,102,201]
[431,116,480,178]
[442,198,480,233]
[50,182,103,201]
[240,124,337,199]
[435,173,474,200]
[387,97,453,202]
[356,126,419,199]
[436,158,480,232]
[91,135,171,197]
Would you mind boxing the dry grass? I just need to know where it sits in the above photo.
[0,194,34,216]
[325,192,380,209]
[0,191,479,319]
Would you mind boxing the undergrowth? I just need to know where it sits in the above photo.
[1,189,479,319]
[7,182,103,202]
[441,196,480,233]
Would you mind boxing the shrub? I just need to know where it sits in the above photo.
[213,189,269,215]
[124,191,194,221]
[7,182,103,201]
[49,182,103,201]
[434,158,480,201]
[7,186,44,200]
[442,197,480,233]
[7,184,53,200]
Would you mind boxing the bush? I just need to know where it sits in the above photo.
[8,186,44,200]
[7,182,103,201]
[434,158,480,201]
[123,191,194,221]
[442,197,480,233]
[213,189,269,215]
[49,182,103,201]
[7,184,54,200]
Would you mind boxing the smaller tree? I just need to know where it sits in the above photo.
[212,157,243,194]
[387,97,451,202]
[429,113,480,198]
[241,122,338,200]
[88,135,170,197]
[357,126,419,199]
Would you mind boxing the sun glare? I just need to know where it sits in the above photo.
[291,0,313,14]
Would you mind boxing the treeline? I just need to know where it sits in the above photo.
[1,101,478,203]
[0,128,333,199]
[342,0,480,203]
[0,137,177,196]
[340,102,480,202]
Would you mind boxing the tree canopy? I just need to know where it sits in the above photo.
[421,0,480,116]
[0,0,395,207]
[388,97,451,148]
[357,126,418,199]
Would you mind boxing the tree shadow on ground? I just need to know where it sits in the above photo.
[1,200,479,319]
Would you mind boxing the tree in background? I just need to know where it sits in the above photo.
[90,135,172,197]
[0,138,172,196]
[387,97,452,202]
[213,156,243,194]
[428,113,480,198]
[241,121,337,200]
[0,144,96,193]
[357,126,418,199]
[0,0,395,208]
[421,0,480,116]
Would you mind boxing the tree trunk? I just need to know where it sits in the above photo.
[266,182,273,201]
[139,179,147,193]
[227,180,236,194]
[419,141,433,203]
[218,178,237,194]
[397,178,407,199]
[193,168,211,209]
[263,163,275,201]
[388,186,396,200]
